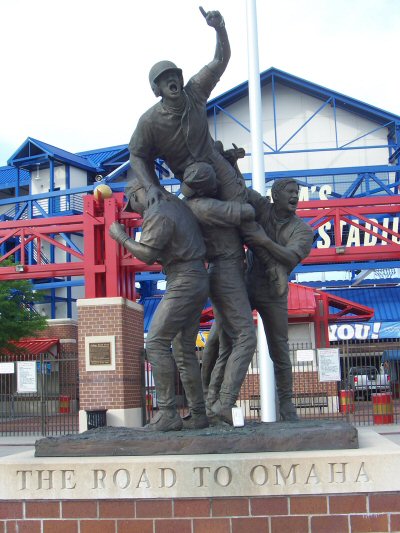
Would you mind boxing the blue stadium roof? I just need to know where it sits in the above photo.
[7,138,98,172]
[2,139,131,189]
[0,166,30,190]
[143,295,163,333]
[77,145,128,168]
[207,67,400,130]
[327,286,400,322]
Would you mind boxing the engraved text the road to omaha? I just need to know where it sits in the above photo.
[16,461,370,492]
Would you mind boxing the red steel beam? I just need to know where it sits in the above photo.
[297,195,400,264]
[0,194,399,289]
[0,262,85,280]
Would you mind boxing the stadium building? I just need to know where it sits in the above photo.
[1,67,399,430]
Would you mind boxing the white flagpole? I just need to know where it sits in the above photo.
[246,0,276,422]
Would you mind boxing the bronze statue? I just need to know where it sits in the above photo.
[181,162,257,425]
[246,178,314,420]
[119,4,313,427]
[129,7,231,204]
[202,178,313,422]
[109,182,209,431]
[128,7,273,268]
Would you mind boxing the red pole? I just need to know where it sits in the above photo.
[103,195,123,298]
[83,195,103,298]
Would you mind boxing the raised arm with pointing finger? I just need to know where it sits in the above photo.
[128,6,233,203]
[127,7,275,271]
[199,6,231,80]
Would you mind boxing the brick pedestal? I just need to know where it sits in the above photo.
[77,297,144,432]
[1,493,399,532]
[2,429,400,530]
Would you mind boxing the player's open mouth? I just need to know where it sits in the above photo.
[169,83,178,93]
[289,199,298,206]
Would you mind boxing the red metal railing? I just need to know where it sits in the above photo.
[1,193,400,296]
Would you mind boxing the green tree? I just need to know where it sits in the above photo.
[0,263,47,354]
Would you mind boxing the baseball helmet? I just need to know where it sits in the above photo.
[181,162,217,198]
[149,60,183,97]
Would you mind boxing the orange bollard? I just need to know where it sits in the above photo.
[59,395,70,413]
[372,392,394,424]
[339,390,355,414]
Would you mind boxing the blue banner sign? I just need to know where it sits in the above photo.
[329,322,400,341]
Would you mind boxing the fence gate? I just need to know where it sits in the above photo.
[143,340,400,427]
[0,352,79,436]
[338,340,400,426]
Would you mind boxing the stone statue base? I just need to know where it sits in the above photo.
[35,419,358,457]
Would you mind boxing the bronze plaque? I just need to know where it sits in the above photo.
[89,342,111,365]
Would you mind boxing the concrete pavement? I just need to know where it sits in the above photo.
[372,423,400,445]
[0,435,40,457]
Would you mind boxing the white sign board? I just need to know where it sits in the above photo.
[17,361,37,393]
[296,349,315,363]
[0,362,15,374]
[317,348,341,382]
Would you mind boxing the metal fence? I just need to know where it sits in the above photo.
[143,339,400,427]
[3,339,398,435]
[0,352,79,436]
[336,340,400,426]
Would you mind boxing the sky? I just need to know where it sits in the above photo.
[1,0,399,167]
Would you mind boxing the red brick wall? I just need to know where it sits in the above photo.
[0,493,399,532]
[39,320,78,357]
[35,320,79,399]
[239,374,260,400]
[293,371,338,396]
[239,372,337,401]
[78,300,144,411]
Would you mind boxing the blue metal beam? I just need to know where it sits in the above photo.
[262,164,400,178]
[207,67,400,127]
[32,280,84,290]
[297,278,400,289]
[278,97,333,152]
[293,260,400,273]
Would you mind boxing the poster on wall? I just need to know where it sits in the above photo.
[0,362,15,374]
[317,348,340,382]
[16,361,37,393]
[296,349,315,363]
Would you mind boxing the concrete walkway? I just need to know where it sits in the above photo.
[372,423,400,445]
[0,435,40,457]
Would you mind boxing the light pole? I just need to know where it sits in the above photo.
[246,0,276,422]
